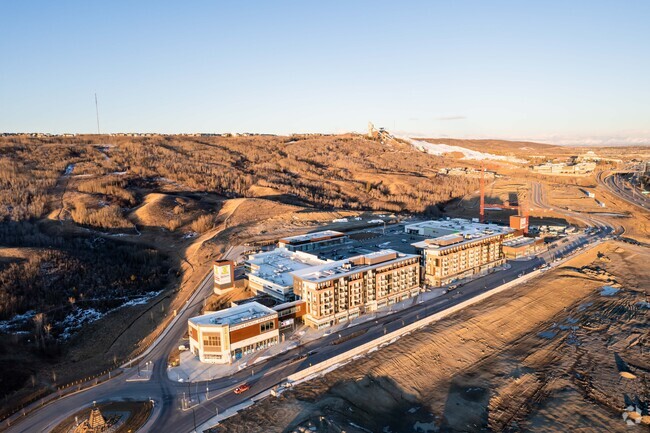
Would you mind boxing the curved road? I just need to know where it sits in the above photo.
[3,192,618,433]
[597,171,650,211]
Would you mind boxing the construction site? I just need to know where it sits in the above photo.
[209,241,649,433]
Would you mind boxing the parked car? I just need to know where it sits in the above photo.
[234,384,250,394]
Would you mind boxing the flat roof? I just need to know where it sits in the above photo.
[410,219,514,250]
[291,249,418,283]
[279,230,346,245]
[503,236,539,248]
[189,301,276,327]
[246,247,327,287]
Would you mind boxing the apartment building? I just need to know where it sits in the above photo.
[245,248,327,302]
[291,250,420,329]
[278,230,348,252]
[408,219,514,286]
[188,302,279,364]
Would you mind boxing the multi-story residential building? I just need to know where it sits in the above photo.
[278,230,348,252]
[408,219,514,286]
[245,248,327,302]
[291,250,420,329]
[188,302,279,364]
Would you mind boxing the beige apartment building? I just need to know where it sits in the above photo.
[408,219,514,286]
[291,250,420,329]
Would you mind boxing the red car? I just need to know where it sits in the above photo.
[234,384,250,394]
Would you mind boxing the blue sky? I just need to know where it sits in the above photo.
[1,1,649,145]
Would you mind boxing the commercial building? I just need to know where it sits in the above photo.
[502,236,545,259]
[292,250,420,329]
[409,219,514,286]
[188,302,279,364]
[245,248,327,302]
[273,300,306,330]
[531,161,597,174]
[278,230,348,252]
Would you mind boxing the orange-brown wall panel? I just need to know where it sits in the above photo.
[229,318,278,344]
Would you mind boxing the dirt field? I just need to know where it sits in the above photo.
[212,242,649,432]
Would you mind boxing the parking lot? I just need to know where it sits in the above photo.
[314,221,427,260]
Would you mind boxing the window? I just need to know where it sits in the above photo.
[260,320,275,333]
[203,334,221,347]
[278,305,301,318]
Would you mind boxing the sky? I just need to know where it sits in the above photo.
[1,1,649,145]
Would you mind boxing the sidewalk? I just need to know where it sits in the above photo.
[168,287,447,382]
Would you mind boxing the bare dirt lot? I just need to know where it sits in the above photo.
[212,242,649,432]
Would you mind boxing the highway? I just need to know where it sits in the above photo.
[3,189,618,433]
[597,171,650,211]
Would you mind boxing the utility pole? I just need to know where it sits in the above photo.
[94,93,100,134]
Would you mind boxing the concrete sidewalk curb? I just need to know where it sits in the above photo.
[196,400,255,432]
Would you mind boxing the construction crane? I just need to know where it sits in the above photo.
[478,165,529,234]
[478,166,485,224]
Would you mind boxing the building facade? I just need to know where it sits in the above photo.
[502,236,545,259]
[188,302,279,364]
[273,299,306,330]
[213,259,235,295]
[278,230,348,252]
[409,219,514,287]
[291,250,420,329]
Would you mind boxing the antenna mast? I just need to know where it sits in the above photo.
[94,93,101,134]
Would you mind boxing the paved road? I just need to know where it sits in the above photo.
[3,196,617,433]
[597,171,650,212]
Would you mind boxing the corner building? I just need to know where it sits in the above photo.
[188,302,279,363]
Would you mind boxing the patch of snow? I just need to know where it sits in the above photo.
[121,291,161,307]
[59,308,104,339]
[0,310,36,333]
[349,422,373,432]
[538,330,557,339]
[413,421,437,433]
[64,164,75,175]
[403,137,527,163]
[600,285,620,296]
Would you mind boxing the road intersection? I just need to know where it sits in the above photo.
[3,185,620,433]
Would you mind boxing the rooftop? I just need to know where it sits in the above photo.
[503,236,539,247]
[409,219,514,250]
[189,301,276,327]
[246,247,327,287]
[279,230,346,245]
[291,249,417,283]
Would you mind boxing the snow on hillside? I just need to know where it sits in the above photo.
[403,137,528,163]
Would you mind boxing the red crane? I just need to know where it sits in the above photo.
[478,166,530,234]
[478,166,485,224]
